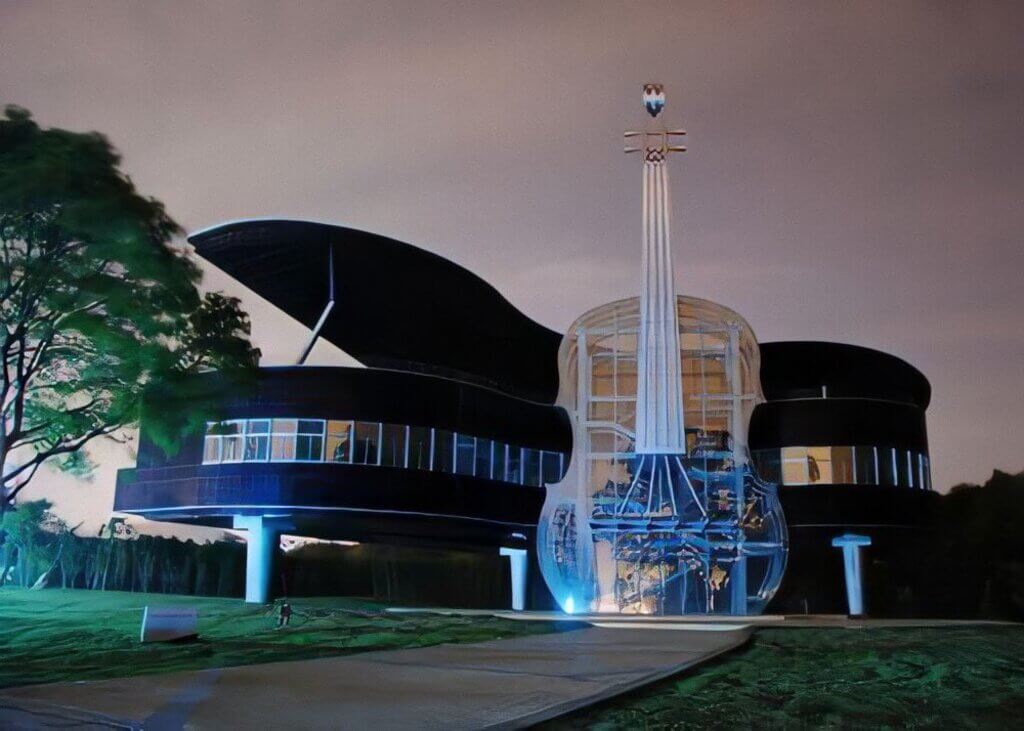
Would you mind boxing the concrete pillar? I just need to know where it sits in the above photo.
[234,515,279,604]
[500,547,528,611]
[831,533,872,616]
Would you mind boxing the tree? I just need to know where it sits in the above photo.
[0,105,259,513]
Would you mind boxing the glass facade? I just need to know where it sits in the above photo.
[753,446,932,490]
[202,418,566,487]
[537,295,788,616]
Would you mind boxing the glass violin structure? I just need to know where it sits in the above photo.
[537,85,788,615]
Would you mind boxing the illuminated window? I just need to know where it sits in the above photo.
[203,435,221,463]
[244,419,271,461]
[806,446,832,484]
[830,447,854,484]
[781,446,809,485]
[198,417,568,485]
[270,419,297,461]
[327,420,353,463]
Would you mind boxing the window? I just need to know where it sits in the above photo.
[353,422,380,465]
[830,447,854,484]
[296,420,325,461]
[475,438,493,479]
[198,417,567,485]
[752,450,781,484]
[542,451,562,485]
[203,435,222,463]
[878,447,897,486]
[408,427,431,470]
[432,429,454,473]
[327,420,353,463]
[455,433,476,475]
[270,419,297,461]
[854,446,877,485]
[244,420,270,461]
[381,424,407,468]
[781,447,808,485]
[210,421,244,462]
[806,446,832,484]
[522,449,541,486]
[492,443,507,482]
[591,354,616,398]
[506,447,523,483]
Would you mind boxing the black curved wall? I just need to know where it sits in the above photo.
[117,367,570,552]
[751,341,937,615]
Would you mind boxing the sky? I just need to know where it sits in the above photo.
[1,1,1022,532]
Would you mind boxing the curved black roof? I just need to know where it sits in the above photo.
[758,341,930,409]
[190,220,562,403]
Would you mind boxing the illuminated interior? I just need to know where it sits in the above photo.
[753,445,931,490]
[537,295,788,615]
[203,418,566,487]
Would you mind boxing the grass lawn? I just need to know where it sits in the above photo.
[0,587,561,689]
[4,589,1022,728]
[542,625,1024,730]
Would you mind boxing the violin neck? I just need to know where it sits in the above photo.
[635,147,686,454]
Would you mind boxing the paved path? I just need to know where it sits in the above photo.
[0,624,750,730]
[388,607,1018,629]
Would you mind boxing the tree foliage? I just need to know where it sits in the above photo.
[0,105,259,510]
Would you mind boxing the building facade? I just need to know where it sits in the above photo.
[115,219,571,606]
[749,341,937,614]
[114,220,933,613]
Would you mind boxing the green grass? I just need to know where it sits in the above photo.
[4,589,1022,728]
[0,588,561,689]
[541,625,1024,730]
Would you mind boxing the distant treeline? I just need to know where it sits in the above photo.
[0,502,510,607]
[0,502,246,597]
[915,469,1024,620]
[848,469,1024,621]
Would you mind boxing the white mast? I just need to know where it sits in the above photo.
[625,83,687,454]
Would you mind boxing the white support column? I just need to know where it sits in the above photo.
[831,533,872,616]
[500,547,528,611]
[234,515,279,604]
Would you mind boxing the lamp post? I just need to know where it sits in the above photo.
[832,533,872,616]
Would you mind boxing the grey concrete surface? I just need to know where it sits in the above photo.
[387,607,1018,629]
[0,625,751,730]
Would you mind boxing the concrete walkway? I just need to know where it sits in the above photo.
[0,624,750,730]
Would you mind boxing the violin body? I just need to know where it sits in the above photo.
[537,295,787,615]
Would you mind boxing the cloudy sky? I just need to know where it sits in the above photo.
[1,1,1021,529]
